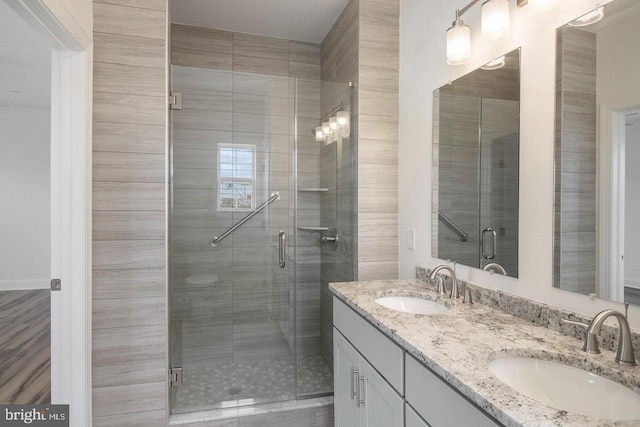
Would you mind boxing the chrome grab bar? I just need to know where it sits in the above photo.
[481,227,497,260]
[438,211,469,242]
[210,191,280,248]
[279,230,286,268]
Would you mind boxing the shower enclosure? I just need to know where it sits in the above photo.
[169,65,354,414]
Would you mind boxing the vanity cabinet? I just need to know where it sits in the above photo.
[334,330,404,427]
[333,296,502,427]
[334,297,404,427]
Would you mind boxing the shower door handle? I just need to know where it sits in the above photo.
[279,230,286,268]
[481,227,497,260]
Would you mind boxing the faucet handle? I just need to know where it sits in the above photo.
[433,276,446,294]
[561,318,600,354]
[462,284,473,305]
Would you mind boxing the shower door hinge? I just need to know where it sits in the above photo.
[169,92,182,110]
[169,367,183,387]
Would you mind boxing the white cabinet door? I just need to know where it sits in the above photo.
[406,403,430,427]
[334,328,361,427]
[360,357,404,427]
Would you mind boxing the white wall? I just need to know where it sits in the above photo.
[626,122,640,288]
[398,0,640,327]
[0,106,51,282]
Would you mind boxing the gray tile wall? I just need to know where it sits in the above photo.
[92,0,168,425]
[357,0,400,280]
[555,27,597,295]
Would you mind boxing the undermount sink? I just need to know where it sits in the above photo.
[488,357,640,420]
[374,296,449,315]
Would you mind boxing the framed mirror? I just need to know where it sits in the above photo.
[554,0,640,305]
[432,48,520,277]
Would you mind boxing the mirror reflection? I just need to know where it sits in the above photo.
[432,48,520,277]
[554,0,640,305]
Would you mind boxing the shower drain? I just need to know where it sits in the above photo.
[228,387,242,395]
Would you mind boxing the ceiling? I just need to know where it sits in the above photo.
[169,0,350,44]
[0,1,51,109]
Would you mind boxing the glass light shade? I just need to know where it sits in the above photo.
[336,111,349,127]
[481,0,510,41]
[528,0,560,16]
[329,117,338,131]
[446,20,471,65]
[315,126,324,141]
[568,5,603,27]
[322,121,331,135]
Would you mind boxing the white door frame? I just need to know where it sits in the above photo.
[599,101,640,303]
[8,1,92,425]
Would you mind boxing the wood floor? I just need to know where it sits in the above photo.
[0,289,51,404]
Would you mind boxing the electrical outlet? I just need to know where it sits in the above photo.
[407,227,416,250]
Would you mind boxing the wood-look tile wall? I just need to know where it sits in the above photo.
[356,0,400,280]
[554,27,597,295]
[92,0,168,425]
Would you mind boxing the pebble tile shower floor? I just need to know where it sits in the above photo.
[173,355,333,413]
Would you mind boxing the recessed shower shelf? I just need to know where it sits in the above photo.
[297,226,329,231]
[298,188,329,192]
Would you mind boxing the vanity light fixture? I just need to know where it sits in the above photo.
[336,111,349,127]
[322,121,331,136]
[447,10,471,65]
[447,0,512,65]
[568,4,603,27]
[481,0,510,41]
[312,104,350,142]
[519,0,560,16]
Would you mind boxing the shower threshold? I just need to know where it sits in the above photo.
[169,395,333,426]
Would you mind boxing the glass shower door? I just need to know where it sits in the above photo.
[170,66,296,413]
[479,98,520,276]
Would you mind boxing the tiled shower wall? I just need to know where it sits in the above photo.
[554,27,597,295]
[92,0,168,425]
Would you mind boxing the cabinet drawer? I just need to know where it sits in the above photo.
[405,355,500,427]
[333,297,404,394]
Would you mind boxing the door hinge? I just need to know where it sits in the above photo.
[50,279,61,291]
[169,91,182,110]
[170,367,183,387]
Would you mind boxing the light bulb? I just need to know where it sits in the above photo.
[481,0,510,41]
[329,117,338,131]
[446,18,471,65]
[315,126,324,141]
[336,111,349,127]
[322,121,331,135]
[528,0,560,16]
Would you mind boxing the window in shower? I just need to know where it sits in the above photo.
[217,143,256,211]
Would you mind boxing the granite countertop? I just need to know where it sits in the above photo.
[329,279,640,427]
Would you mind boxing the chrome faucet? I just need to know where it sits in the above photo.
[583,310,636,366]
[428,265,459,299]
